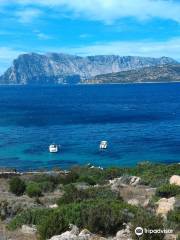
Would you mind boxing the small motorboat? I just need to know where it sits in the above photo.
[99,141,108,149]
[49,144,59,153]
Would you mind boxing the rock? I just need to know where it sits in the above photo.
[49,231,78,240]
[79,229,92,236]
[129,176,141,186]
[164,234,177,240]
[110,176,141,190]
[21,225,37,235]
[169,175,180,186]
[49,204,58,208]
[156,197,176,218]
[127,199,139,206]
[69,224,79,235]
[115,224,132,240]
[49,226,106,240]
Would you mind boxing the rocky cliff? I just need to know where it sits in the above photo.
[0,53,177,84]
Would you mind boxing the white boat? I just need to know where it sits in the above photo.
[49,144,59,153]
[99,141,108,149]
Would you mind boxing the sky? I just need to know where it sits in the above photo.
[0,0,180,74]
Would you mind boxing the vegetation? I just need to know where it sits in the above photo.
[155,184,180,198]
[26,182,42,198]
[167,207,180,231]
[6,162,180,239]
[9,177,26,196]
[58,184,121,205]
[39,200,137,239]
[8,208,52,230]
[131,211,165,240]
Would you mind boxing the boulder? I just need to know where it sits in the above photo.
[130,176,141,186]
[169,175,180,186]
[49,231,78,240]
[110,176,141,191]
[115,224,132,240]
[49,204,58,209]
[164,234,177,240]
[21,225,37,235]
[79,229,92,238]
[49,226,105,240]
[69,224,79,235]
[156,197,176,218]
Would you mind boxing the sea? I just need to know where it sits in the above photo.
[0,83,180,171]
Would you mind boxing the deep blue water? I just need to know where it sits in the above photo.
[0,83,180,171]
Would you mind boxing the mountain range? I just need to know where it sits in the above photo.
[0,53,179,84]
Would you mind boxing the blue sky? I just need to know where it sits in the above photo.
[0,0,180,74]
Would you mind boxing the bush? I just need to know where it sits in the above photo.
[38,181,55,193]
[57,184,120,205]
[58,171,79,185]
[78,175,97,185]
[131,211,165,240]
[71,166,106,185]
[8,208,52,230]
[38,200,137,239]
[167,207,180,231]
[26,182,42,198]
[9,177,26,196]
[155,184,180,198]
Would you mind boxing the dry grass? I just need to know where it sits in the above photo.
[120,185,156,206]
[0,222,37,240]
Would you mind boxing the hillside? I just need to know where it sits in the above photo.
[86,64,180,84]
[0,53,177,84]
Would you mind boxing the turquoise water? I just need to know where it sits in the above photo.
[0,83,180,170]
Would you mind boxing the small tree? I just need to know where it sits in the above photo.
[26,182,42,198]
[9,177,26,196]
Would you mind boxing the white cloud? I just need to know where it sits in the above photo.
[9,0,180,24]
[79,34,92,38]
[33,30,52,40]
[15,8,42,23]
[45,37,180,60]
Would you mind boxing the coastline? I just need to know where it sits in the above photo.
[0,80,180,86]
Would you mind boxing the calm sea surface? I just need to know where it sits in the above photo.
[0,83,180,171]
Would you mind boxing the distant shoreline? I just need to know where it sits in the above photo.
[0,81,180,86]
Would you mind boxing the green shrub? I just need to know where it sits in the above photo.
[167,207,180,224]
[167,207,180,231]
[156,184,180,198]
[78,175,97,185]
[71,166,106,185]
[38,181,55,192]
[38,200,137,239]
[8,208,52,230]
[131,211,165,240]
[9,177,26,196]
[57,184,120,205]
[26,182,42,198]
